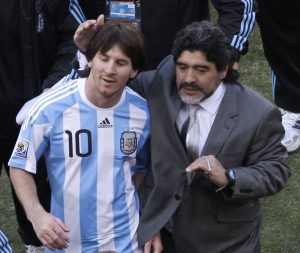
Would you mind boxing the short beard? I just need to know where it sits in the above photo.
[180,94,201,105]
[178,82,213,105]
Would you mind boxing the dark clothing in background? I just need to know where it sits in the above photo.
[78,0,106,20]
[0,0,78,246]
[256,0,300,112]
[78,0,256,70]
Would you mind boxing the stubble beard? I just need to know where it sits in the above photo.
[178,82,216,105]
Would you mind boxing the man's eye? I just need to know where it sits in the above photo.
[117,61,127,66]
[178,65,187,70]
[196,68,207,73]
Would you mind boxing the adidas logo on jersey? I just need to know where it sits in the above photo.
[98,118,113,128]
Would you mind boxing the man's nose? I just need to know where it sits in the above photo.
[104,61,116,74]
[184,69,197,83]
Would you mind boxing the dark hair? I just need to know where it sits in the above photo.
[80,21,146,76]
[172,20,239,83]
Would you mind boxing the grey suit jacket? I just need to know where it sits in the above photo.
[129,55,290,253]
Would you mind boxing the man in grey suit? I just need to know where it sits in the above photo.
[73,18,289,252]
[127,21,290,253]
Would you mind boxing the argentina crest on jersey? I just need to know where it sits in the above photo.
[14,139,30,158]
[120,131,137,155]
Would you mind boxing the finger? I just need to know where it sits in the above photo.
[152,245,163,253]
[96,14,105,26]
[55,217,70,232]
[186,160,205,172]
[46,229,67,250]
[54,218,70,244]
[82,20,97,30]
[38,236,48,249]
[43,233,57,251]
[144,241,151,253]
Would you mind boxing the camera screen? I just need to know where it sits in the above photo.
[109,1,135,20]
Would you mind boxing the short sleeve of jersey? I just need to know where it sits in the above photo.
[8,108,51,174]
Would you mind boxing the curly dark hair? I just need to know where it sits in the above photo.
[172,21,239,83]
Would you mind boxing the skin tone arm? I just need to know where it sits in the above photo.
[10,168,70,251]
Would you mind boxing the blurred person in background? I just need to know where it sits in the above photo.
[0,0,80,252]
[78,0,256,70]
[0,229,13,253]
[256,0,300,153]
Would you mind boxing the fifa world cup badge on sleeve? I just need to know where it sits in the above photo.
[14,139,30,158]
[120,131,137,155]
[105,0,141,30]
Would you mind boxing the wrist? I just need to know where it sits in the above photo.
[225,169,235,188]
[216,169,235,192]
[27,204,46,223]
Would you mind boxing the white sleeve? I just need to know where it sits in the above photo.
[16,74,72,125]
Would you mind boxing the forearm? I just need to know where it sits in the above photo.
[231,108,290,199]
[10,167,46,222]
[10,167,70,250]
[212,0,256,54]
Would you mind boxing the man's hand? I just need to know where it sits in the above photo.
[186,155,228,188]
[144,232,163,253]
[10,168,70,250]
[30,209,70,251]
[74,15,105,52]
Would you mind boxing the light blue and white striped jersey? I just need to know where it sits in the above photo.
[0,229,12,253]
[9,78,151,253]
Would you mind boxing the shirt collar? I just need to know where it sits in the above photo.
[199,82,226,115]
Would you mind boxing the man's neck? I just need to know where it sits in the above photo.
[84,79,124,108]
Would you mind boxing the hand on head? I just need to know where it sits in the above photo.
[74,14,105,52]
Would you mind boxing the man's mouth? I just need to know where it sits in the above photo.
[179,82,203,91]
[102,77,115,84]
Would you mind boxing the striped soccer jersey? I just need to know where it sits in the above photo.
[0,229,12,253]
[9,78,150,253]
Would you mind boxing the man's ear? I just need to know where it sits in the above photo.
[220,65,228,79]
[130,69,139,79]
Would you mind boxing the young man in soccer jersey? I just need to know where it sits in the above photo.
[8,22,155,253]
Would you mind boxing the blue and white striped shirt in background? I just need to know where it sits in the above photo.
[0,229,13,253]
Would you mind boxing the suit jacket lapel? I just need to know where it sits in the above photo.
[169,83,182,123]
[202,84,239,156]
[168,80,190,161]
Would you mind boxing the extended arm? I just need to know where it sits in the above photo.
[10,168,70,250]
[231,107,290,199]
[212,0,256,56]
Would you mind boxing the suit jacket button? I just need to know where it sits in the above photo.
[174,194,181,200]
